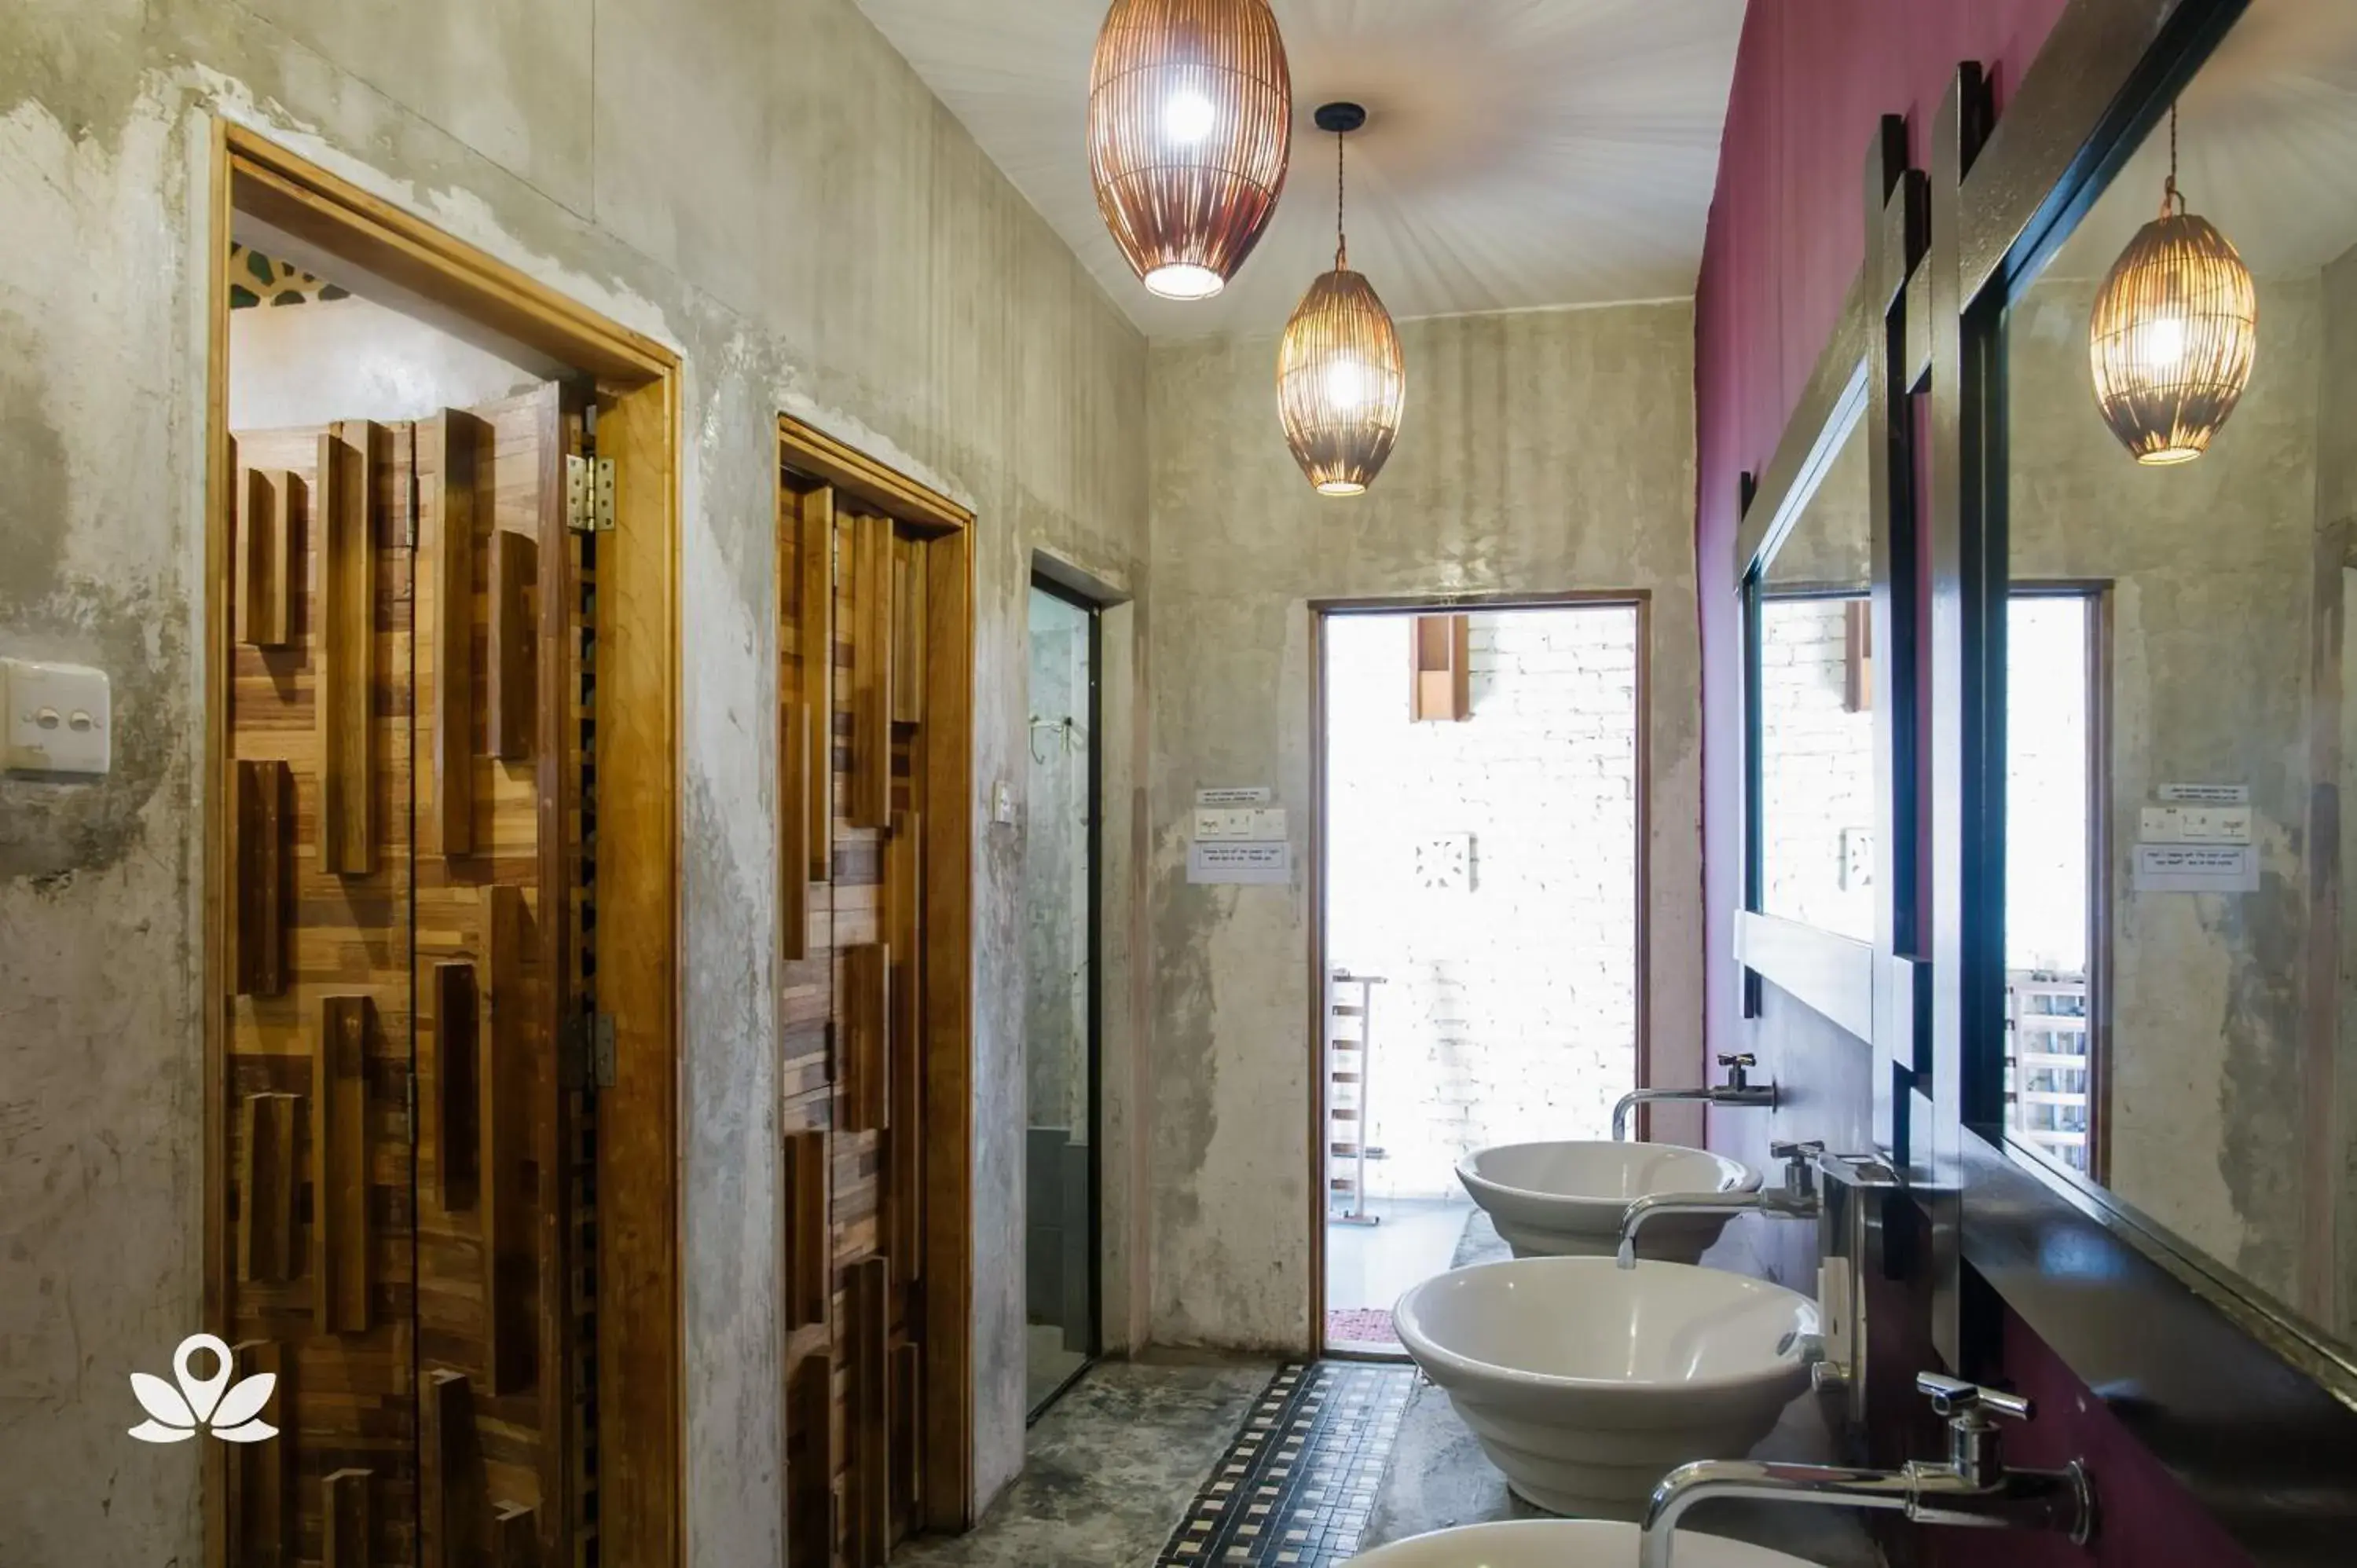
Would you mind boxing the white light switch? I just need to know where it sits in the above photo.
[992,779,1016,825]
[2,658,112,776]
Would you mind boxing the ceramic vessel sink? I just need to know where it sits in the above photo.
[1458,1141,1761,1262]
[1348,1520,1820,1568]
[1392,1258,1818,1519]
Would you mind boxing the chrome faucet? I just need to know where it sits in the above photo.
[1615,1139,1823,1268]
[1637,1372,2095,1568]
[1611,1053,1778,1141]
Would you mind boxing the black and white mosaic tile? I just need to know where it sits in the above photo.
[1157,1361,1417,1568]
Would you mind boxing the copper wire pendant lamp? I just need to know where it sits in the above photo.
[2088,101,2256,465]
[1087,0,1292,302]
[1277,103,1406,497]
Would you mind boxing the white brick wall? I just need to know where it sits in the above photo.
[1325,608,1640,1201]
[1758,597,1875,941]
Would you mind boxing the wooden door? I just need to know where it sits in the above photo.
[778,484,941,1566]
[222,416,420,1567]
[219,384,584,1567]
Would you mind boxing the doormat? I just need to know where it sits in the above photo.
[1325,1307,1400,1351]
[1157,1360,1417,1566]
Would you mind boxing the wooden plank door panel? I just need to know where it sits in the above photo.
[778,474,955,1562]
[222,418,420,1566]
[412,383,574,1568]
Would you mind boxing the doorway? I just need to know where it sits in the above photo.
[1313,600,1647,1356]
[1024,577,1102,1416]
[2003,587,2110,1181]
[206,126,681,1564]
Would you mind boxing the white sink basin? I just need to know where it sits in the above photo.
[1458,1141,1761,1262]
[1392,1257,1817,1519]
[1348,1518,1820,1565]
[1349,1520,1819,1568]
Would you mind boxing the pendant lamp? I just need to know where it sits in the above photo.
[2088,101,2256,465]
[1087,0,1292,302]
[1277,104,1406,496]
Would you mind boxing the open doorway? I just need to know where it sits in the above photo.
[2004,587,2110,1181]
[1314,600,1645,1355]
[1025,577,1101,1415]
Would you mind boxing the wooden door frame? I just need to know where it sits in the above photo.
[202,120,685,1565]
[1304,589,1655,1357]
[776,414,977,1530]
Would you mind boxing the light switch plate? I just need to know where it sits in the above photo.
[2,658,112,776]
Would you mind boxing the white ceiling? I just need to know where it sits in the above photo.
[854,0,1747,339]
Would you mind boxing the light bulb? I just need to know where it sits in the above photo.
[1163,89,1216,146]
[2133,313,2187,375]
[1324,359,1368,410]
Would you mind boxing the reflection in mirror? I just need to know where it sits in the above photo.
[2000,3,2357,1346]
[1758,409,1875,942]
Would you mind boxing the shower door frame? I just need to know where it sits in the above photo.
[1027,570,1105,1417]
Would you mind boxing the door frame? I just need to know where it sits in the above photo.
[1025,570,1106,1416]
[1305,590,1655,1355]
[775,414,978,1530]
[201,120,685,1565]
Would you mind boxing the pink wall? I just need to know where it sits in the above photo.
[1695,0,2069,1063]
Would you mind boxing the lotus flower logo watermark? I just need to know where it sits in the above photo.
[129,1333,278,1445]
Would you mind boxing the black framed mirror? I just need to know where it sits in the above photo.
[1978,0,2357,1368]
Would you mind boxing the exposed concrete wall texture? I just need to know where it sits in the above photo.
[0,0,1147,1560]
[2008,270,2319,1306]
[1324,608,1642,1200]
[1145,302,1705,1350]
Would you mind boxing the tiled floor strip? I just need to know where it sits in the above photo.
[1157,1361,1418,1567]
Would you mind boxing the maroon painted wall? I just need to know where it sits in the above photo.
[1697,5,2256,1566]
[1696,0,2069,1068]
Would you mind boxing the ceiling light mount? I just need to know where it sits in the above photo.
[1087,0,1295,303]
[1277,97,1406,496]
[2087,99,2257,465]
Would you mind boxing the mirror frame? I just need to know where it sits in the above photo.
[1736,120,1929,1158]
[1930,0,2357,1552]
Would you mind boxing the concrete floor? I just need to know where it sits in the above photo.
[898,1357,1277,1568]
[1325,1196,1476,1319]
[1028,1322,1090,1414]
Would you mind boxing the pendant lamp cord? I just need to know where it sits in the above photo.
[1336,126,1348,271]
[2162,99,2183,218]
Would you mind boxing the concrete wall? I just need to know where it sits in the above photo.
[0,1,1147,1560]
[1325,607,1642,1200]
[1145,301,1704,1350]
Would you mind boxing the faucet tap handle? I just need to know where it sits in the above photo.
[1916,1372,2033,1423]
[1768,1138,1824,1164]
[1717,1052,1757,1086]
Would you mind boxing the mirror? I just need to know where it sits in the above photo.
[1755,405,1876,943]
[1998,2,2357,1349]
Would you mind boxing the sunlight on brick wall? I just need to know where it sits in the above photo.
[1325,608,1639,1200]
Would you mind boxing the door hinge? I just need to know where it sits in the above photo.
[566,453,616,533]
[564,1013,618,1090]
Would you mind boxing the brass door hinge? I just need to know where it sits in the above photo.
[566,453,616,533]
